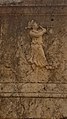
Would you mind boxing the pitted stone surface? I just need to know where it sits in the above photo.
[0,0,67,119]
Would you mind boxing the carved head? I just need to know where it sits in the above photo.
[27,20,38,30]
[32,21,38,29]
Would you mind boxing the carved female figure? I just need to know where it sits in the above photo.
[26,20,51,70]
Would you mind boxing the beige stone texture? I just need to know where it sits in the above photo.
[0,0,67,118]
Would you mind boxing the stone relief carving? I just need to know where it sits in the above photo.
[25,20,53,71]
[0,1,67,118]
[17,20,63,83]
[0,8,67,119]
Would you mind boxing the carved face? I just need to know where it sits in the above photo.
[33,22,38,29]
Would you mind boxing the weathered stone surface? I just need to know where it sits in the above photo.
[0,0,67,119]
[0,98,67,118]
[0,0,67,5]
